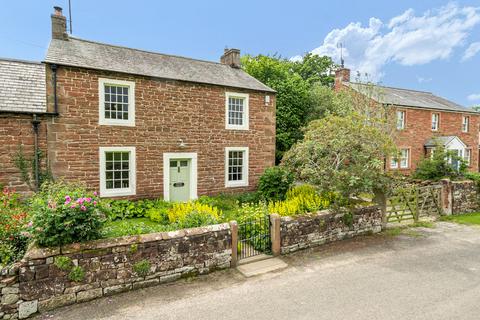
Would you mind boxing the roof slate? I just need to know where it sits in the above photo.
[45,37,275,93]
[0,59,46,113]
[346,82,476,114]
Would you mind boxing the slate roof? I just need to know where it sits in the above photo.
[424,136,461,147]
[0,58,46,113]
[45,37,275,93]
[346,82,476,114]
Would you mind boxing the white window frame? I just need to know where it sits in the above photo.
[162,152,198,201]
[462,116,469,133]
[431,113,439,131]
[99,146,136,197]
[99,78,136,127]
[465,148,471,166]
[396,110,405,130]
[225,92,249,130]
[225,147,249,187]
[400,148,409,169]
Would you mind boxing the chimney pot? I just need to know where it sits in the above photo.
[221,48,241,68]
[54,6,63,16]
[51,6,68,40]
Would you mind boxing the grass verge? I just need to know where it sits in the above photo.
[439,212,480,226]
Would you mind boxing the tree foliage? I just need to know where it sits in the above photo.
[241,54,335,162]
[282,114,396,199]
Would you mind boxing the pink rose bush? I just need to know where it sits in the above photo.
[30,181,105,247]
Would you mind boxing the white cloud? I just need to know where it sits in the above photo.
[416,76,432,83]
[468,93,480,101]
[462,42,480,61]
[299,3,480,80]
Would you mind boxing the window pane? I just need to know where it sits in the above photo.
[104,151,131,191]
[170,160,177,167]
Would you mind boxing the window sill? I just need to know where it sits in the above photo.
[99,120,135,127]
[100,189,136,198]
[225,181,248,188]
[225,126,249,131]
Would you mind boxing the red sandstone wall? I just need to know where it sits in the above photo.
[0,114,48,195]
[45,66,276,199]
[393,107,479,173]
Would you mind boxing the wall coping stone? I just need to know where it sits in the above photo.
[22,223,231,258]
[280,204,380,222]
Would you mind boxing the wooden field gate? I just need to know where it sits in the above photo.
[386,184,443,223]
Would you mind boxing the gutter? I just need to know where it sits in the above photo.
[51,64,59,114]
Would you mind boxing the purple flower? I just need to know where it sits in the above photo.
[64,195,71,205]
[85,197,92,203]
[27,221,33,228]
[80,205,87,211]
[93,201,97,206]
[93,191,98,196]
[70,204,76,209]
[77,198,84,204]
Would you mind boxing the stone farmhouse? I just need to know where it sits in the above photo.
[335,68,480,173]
[0,7,276,200]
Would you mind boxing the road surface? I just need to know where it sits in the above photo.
[35,222,480,320]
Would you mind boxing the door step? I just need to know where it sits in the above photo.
[237,257,288,277]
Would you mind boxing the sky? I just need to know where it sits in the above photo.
[0,0,479,107]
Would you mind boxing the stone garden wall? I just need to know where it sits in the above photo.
[280,205,383,254]
[452,180,480,215]
[0,223,231,319]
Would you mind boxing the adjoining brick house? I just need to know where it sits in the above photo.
[335,68,480,174]
[0,7,276,200]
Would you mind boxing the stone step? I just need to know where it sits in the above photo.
[237,257,288,277]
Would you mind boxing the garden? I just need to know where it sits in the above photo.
[0,166,339,268]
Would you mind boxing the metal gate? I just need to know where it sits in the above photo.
[386,184,443,224]
[238,214,271,260]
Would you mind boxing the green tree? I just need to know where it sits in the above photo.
[472,105,480,112]
[241,54,335,162]
[292,53,335,86]
[282,114,396,200]
[307,84,352,121]
[242,55,311,162]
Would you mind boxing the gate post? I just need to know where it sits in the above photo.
[441,179,453,216]
[270,214,281,257]
[230,221,238,268]
[373,191,387,229]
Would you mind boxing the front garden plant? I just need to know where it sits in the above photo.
[29,181,105,247]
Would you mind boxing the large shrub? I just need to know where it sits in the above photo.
[258,166,294,201]
[283,114,396,200]
[30,181,105,247]
[413,144,466,180]
[167,202,220,229]
[268,185,330,216]
[0,187,29,266]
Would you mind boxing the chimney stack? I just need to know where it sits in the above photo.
[221,48,241,68]
[51,6,68,40]
[334,67,350,91]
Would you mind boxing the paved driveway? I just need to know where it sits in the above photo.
[35,222,480,320]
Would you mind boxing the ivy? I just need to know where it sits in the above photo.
[12,145,52,190]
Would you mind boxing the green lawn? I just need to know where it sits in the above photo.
[101,218,177,238]
[440,212,480,225]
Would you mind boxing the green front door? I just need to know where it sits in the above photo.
[169,159,190,202]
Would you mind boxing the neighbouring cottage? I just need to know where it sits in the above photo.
[0,7,276,200]
[335,68,480,173]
